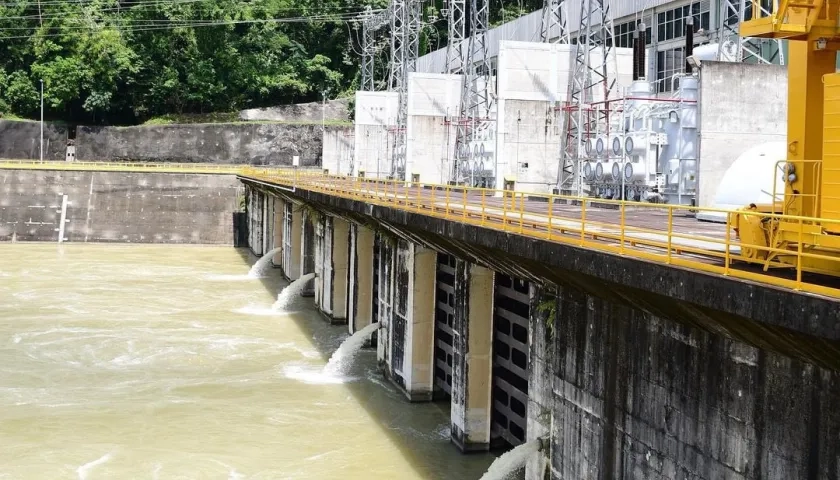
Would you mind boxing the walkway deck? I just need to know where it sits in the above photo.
[2,161,837,298]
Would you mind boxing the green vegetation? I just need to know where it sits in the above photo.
[0,0,538,126]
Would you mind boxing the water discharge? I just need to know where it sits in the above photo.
[478,439,542,480]
[0,244,495,478]
[247,247,283,278]
[324,322,381,376]
[273,272,317,310]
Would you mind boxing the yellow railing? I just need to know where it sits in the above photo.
[0,160,250,174]
[239,166,840,299]
[3,160,839,298]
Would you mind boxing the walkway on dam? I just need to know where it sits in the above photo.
[3,160,839,298]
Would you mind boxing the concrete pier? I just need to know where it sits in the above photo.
[348,224,375,335]
[450,260,495,452]
[314,215,350,324]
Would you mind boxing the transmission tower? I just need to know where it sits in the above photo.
[445,0,466,73]
[360,7,390,91]
[557,0,616,195]
[717,0,784,64]
[387,0,421,179]
[540,0,569,43]
[451,0,493,185]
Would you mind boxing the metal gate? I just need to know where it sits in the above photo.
[376,235,395,373]
[370,232,380,346]
[491,273,530,447]
[434,253,456,398]
[391,240,409,384]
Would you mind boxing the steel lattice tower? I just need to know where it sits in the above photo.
[445,0,466,73]
[558,0,616,195]
[452,0,493,184]
[360,7,389,91]
[388,0,421,179]
[540,0,569,43]
[717,0,784,64]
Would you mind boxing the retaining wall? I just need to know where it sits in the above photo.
[0,170,241,244]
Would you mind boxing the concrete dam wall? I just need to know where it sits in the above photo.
[239,180,840,480]
[0,170,241,244]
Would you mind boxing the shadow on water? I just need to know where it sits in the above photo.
[233,248,497,480]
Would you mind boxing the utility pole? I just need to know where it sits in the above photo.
[40,79,44,163]
[322,90,327,132]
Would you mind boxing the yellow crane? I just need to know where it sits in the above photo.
[732,0,840,277]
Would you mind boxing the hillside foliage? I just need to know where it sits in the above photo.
[0,0,538,125]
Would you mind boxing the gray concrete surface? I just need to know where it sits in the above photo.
[0,120,68,161]
[0,170,241,244]
[239,98,350,123]
[698,62,788,209]
[75,123,332,165]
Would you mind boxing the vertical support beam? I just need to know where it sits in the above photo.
[331,217,351,322]
[301,210,316,295]
[314,215,326,310]
[262,194,271,255]
[525,283,556,480]
[272,197,284,267]
[400,243,437,401]
[315,216,350,324]
[349,224,376,334]
[287,204,303,281]
[376,234,396,368]
[451,260,494,452]
[785,40,836,218]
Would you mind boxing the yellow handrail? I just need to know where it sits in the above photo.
[3,160,840,298]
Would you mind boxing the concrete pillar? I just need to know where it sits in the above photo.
[401,243,437,401]
[261,193,271,255]
[450,260,495,452]
[376,234,395,369]
[272,197,284,267]
[285,203,302,281]
[300,210,316,296]
[313,215,349,324]
[525,283,556,480]
[348,224,375,335]
[249,189,264,256]
[375,238,438,401]
[331,217,350,321]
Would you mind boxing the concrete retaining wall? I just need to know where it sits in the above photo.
[698,62,787,209]
[76,123,332,165]
[0,170,241,244]
[0,120,68,161]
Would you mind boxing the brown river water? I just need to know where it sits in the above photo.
[0,244,495,479]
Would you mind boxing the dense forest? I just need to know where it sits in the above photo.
[0,0,538,125]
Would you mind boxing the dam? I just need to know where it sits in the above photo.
[2,160,838,479]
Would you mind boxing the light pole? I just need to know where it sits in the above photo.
[39,79,44,162]
[321,90,327,133]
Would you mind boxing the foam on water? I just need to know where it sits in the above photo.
[273,273,316,310]
[282,364,352,385]
[248,247,283,278]
[233,304,288,316]
[323,322,380,376]
[77,452,113,480]
[479,439,541,480]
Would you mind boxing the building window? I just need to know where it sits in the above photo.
[656,47,685,92]
[614,20,653,48]
[656,2,711,43]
